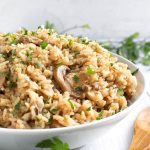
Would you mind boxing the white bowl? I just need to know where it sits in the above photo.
[0,53,145,150]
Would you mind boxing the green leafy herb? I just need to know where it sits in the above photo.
[41,41,48,49]
[15,102,21,111]
[26,51,33,61]
[87,66,95,75]
[56,62,64,67]
[79,37,90,45]
[45,21,55,30]
[117,88,124,96]
[8,81,17,89]
[68,99,75,109]
[75,86,83,92]
[132,68,139,75]
[31,31,35,36]
[1,54,7,59]
[86,107,92,111]
[68,39,74,48]
[50,108,60,113]
[73,51,80,58]
[142,55,150,65]
[11,39,19,45]
[82,24,91,29]
[48,117,53,125]
[73,75,80,82]
[36,137,70,150]
[96,110,104,120]
[101,41,113,50]
[22,27,28,35]
[36,62,44,69]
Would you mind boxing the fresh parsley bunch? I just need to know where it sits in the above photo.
[36,137,70,150]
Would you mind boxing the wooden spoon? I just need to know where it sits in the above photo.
[130,107,150,150]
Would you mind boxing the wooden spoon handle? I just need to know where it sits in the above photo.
[129,107,150,150]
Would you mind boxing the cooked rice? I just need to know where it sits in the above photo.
[0,28,137,129]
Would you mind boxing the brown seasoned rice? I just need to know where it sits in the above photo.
[0,28,137,129]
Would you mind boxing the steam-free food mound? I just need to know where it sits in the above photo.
[0,28,137,129]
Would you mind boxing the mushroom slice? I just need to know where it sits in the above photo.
[54,65,84,98]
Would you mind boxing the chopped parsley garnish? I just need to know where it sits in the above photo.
[50,108,60,114]
[117,88,124,96]
[31,31,35,36]
[56,62,64,67]
[48,117,53,125]
[11,39,19,45]
[36,62,44,69]
[26,51,33,61]
[132,68,139,75]
[15,102,21,111]
[68,99,75,109]
[86,107,92,111]
[73,51,80,58]
[96,110,104,120]
[82,24,91,29]
[36,137,70,150]
[1,54,7,59]
[68,39,74,48]
[22,27,28,35]
[8,81,17,89]
[79,37,90,45]
[75,86,83,92]
[87,66,95,75]
[41,41,48,49]
[73,75,80,82]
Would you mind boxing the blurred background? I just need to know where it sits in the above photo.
[0,0,149,39]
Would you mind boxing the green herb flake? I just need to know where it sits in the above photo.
[117,88,124,96]
[36,137,70,150]
[73,51,80,58]
[11,39,19,45]
[96,110,104,120]
[26,51,33,61]
[15,102,21,111]
[82,24,91,29]
[79,37,90,45]
[1,54,7,59]
[41,41,48,49]
[56,62,64,67]
[142,55,150,65]
[73,75,80,82]
[8,81,17,89]
[36,62,44,69]
[22,27,28,35]
[50,108,60,114]
[86,107,91,111]
[132,68,139,75]
[48,117,53,125]
[75,86,83,92]
[87,66,95,75]
[68,99,75,110]
[68,39,74,48]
